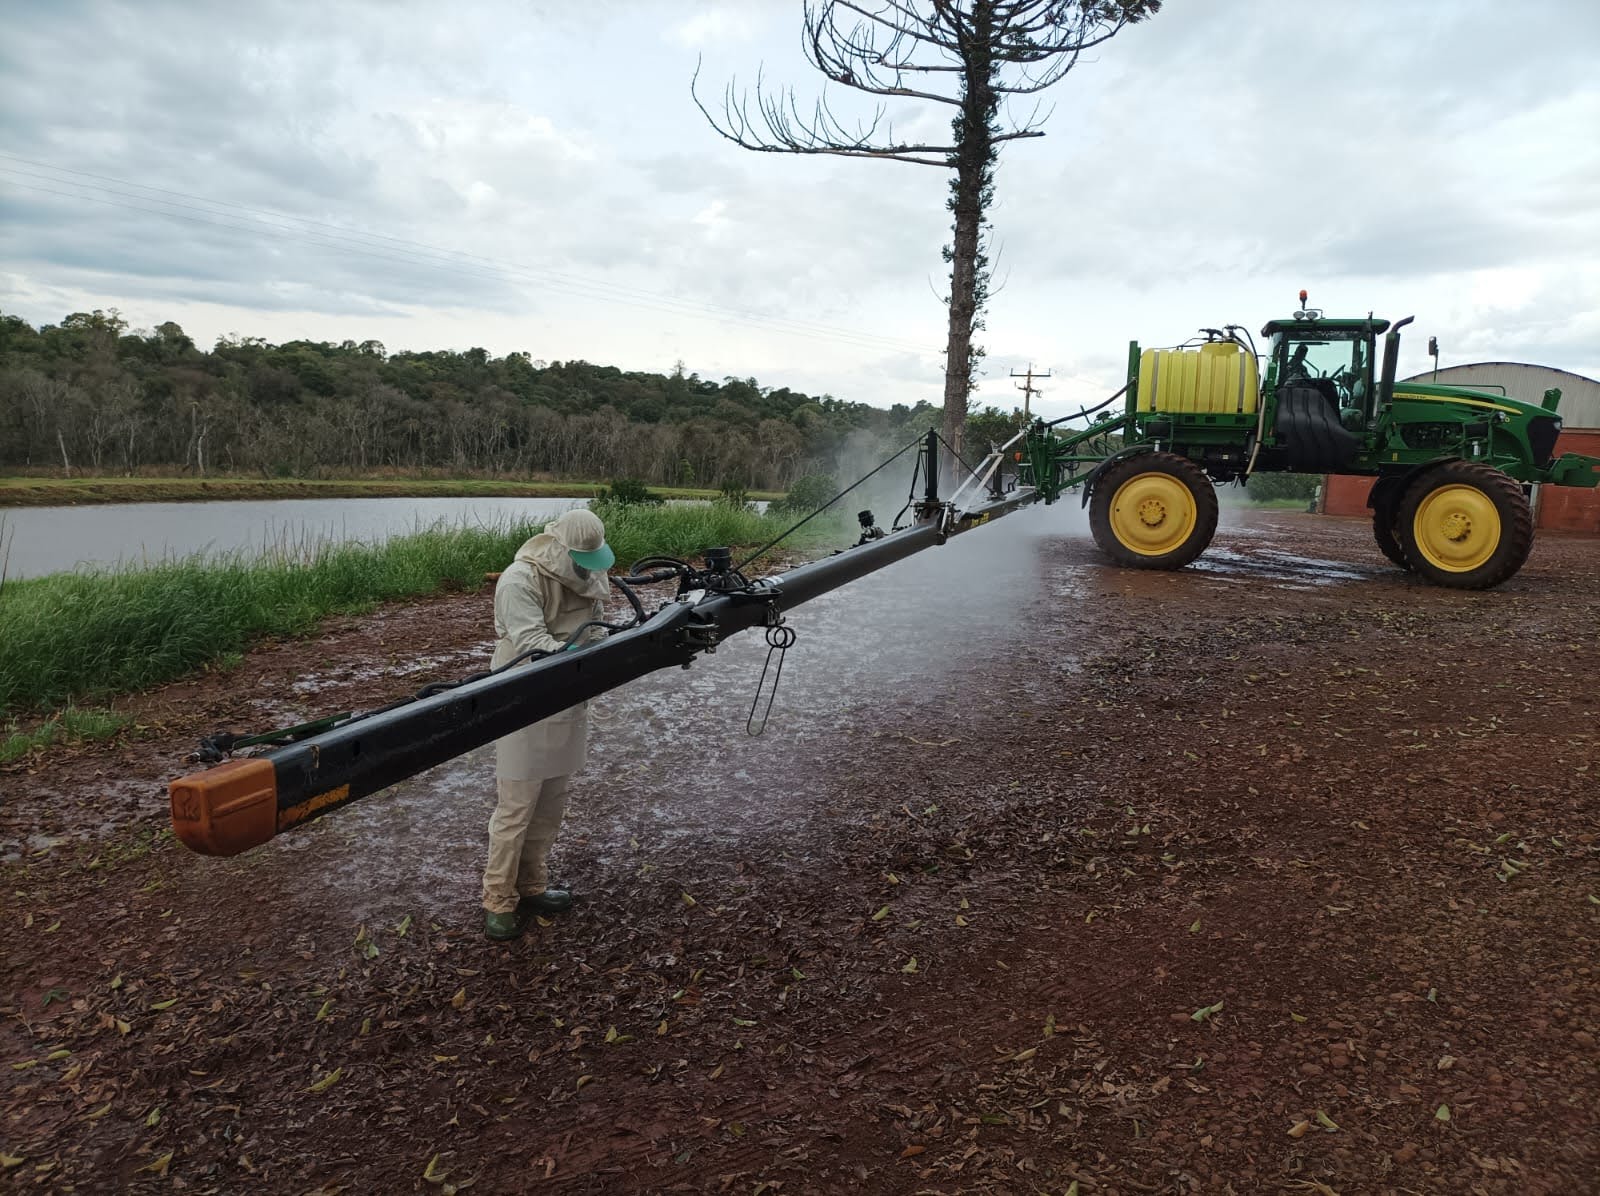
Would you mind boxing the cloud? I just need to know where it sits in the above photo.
[1,0,1596,410]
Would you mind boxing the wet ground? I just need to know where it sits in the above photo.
[3,509,1598,1193]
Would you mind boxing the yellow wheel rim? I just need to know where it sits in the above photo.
[1413,483,1501,572]
[1109,472,1198,556]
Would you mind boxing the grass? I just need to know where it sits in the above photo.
[1,706,130,763]
[0,503,841,716]
[0,474,784,508]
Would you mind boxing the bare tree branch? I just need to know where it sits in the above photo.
[692,0,1160,454]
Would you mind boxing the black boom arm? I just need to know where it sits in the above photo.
[169,437,1037,856]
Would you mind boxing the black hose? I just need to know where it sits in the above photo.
[1042,382,1130,430]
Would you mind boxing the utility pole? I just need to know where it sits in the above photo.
[1010,364,1050,419]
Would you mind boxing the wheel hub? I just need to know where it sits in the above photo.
[1412,482,1502,573]
[1441,512,1472,542]
[1108,473,1198,556]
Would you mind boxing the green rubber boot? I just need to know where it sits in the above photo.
[484,904,534,942]
[521,888,573,915]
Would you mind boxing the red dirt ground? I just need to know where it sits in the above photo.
[2,510,1598,1194]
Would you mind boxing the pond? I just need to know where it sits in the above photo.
[0,496,588,580]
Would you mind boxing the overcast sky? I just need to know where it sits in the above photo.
[2,0,1596,419]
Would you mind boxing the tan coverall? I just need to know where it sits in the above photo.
[481,524,609,914]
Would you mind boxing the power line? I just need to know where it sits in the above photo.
[0,155,935,357]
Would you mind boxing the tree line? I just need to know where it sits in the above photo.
[0,309,1029,490]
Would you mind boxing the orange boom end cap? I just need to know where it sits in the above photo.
[169,758,277,856]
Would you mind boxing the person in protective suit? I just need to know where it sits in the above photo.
[482,508,615,941]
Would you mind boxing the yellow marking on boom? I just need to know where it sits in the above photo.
[279,785,352,829]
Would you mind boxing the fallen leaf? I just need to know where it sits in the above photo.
[1437,1055,1456,1070]
[1290,1013,1308,1023]
[115,1019,131,1036]
[732,1017,756,1027]
[1314,1109,1340,1132]
[422,1153,446,1183]
[899,1145,925,1159]
[45,1049,70,1061]
[315,999,333,1022]
[954,914,969,927]
[108,975,122,991]
[681,893,696,908]
[604,1026,620,1043]
[450,988,466,1010]
[656,1020,668,1036]
[901,958,919,974]
[145,1107,161,1127]
[576,1075,592,1089]
[1043,1013,1056,1039]
[149,998,177,1011]
[0,1151,23,1168]
[85,1104,111,1120]
[1011,1047,1037,1063]
[1189,919,1201,933]
[959,897,969,910]
[871,905,890,922]
[1287,1120,1311,1139]
[1435,1104,1451,1123]
[1191,1000,1223,1023]
[709,1063,724,1080]
[308,1068,343,1094]
[136,1151,173,1177]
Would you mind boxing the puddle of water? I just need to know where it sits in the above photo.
[256,509,1071,913]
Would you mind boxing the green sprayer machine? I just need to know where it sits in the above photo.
[1016,292,1600,589]
[168,295,1600,855]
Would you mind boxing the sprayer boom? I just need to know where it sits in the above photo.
[169,432,1038,855]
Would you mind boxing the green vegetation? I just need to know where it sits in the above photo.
[0,309,949,490]
[772,473,838,515]
[595,477,665,506]
[1,706,130,763]
[0,473,779,508]
[1246,472,1320,504]
[0,505,843,717]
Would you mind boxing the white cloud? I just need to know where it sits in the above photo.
[2,0,1597,413]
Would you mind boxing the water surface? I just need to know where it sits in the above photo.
[0,496,587,580]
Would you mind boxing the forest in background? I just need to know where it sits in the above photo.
[0,310,1030,490]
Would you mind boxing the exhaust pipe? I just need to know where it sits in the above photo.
[1379,315,1415,407]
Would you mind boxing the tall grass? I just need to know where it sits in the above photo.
[0,504,840,715]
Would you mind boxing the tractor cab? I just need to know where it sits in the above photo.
[1261,312,1387,432]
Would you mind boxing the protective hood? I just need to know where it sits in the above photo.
[513,509,613,600]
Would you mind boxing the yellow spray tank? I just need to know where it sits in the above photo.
[1136,341,1259,415]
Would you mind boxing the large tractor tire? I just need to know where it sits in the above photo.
[1089,452,1218,570]
[1395,462,1534,590]
[1368,476,1411,571]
